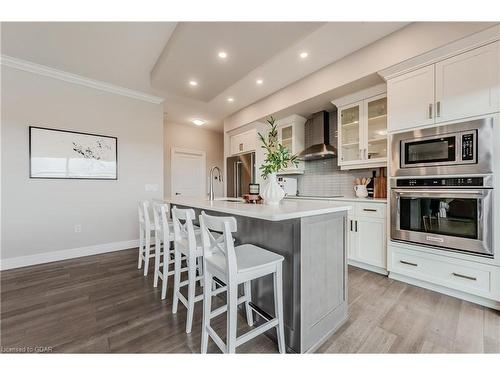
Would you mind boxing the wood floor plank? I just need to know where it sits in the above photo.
[1,249,499,353]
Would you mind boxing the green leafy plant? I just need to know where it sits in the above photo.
[258,116,299,179]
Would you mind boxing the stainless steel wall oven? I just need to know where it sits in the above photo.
[390,176,493,257]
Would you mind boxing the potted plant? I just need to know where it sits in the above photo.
[258,116,299,205]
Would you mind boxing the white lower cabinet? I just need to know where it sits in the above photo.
[347,202,387,275]
[388,243,500,305]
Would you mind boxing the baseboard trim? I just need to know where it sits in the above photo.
[389,271,500,311]
[0,239,139,271]
[348,259,388,275]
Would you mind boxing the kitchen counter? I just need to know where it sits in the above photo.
[166,195,352,221]
[285,195,387,203]
[164,195,349,353]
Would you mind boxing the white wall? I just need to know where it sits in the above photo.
[224,22,498,131]
[164,121,224,197]
[1,66,164,268]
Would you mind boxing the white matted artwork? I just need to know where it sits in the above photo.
[29,126,117,179]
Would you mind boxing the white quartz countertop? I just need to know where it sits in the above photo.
[285,196,387,203]
[164,196,352,221]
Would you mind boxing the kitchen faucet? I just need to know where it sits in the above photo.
[208,166,223,201]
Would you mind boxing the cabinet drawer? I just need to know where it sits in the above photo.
[390,247,498,299]
[356,203,386,218]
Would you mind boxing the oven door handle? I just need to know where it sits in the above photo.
[393,189,486,198]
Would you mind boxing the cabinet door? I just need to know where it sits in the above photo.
[387,65,435,132]
[435,42,500,122]
[338,101,363,165]
[229,133,242,155]
[356,217,386,268]
[347,205,357,260]
[365,94,387,162]
[278,123,294,153]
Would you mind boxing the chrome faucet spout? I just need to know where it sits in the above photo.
[208,166,222,201]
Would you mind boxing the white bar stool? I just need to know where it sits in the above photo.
[137,200,156,276]
[171,207,217,334]
[199,211,286,354]
[152,202,186,300]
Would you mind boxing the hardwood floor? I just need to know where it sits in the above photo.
[1,248,499,353]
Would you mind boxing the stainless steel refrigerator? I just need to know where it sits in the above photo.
[226,152,255,198]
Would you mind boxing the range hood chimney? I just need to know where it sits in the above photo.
[297,111,337,161]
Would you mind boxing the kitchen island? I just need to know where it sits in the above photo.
[165,196,352,353]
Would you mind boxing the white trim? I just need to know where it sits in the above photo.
[0,55,164,104]
[389,272,500,311]
[0,239,139,270]
[348,259,388,276]
[170,147,207,197]
[378,24,500,81]
[331,83,386,108]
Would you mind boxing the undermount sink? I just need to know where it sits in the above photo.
[213,197,245,202]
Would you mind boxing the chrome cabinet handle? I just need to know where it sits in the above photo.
[363,208,377,212]
[428,103,433,119]
[355,220,358,232]
[436,101,441,117]
[400,260,417,267]
[452,272,477,281]
[350,220,353,232]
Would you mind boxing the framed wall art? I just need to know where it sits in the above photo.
[29,126,117,180]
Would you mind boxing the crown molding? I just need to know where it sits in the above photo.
[378,24,500,81]
[1,55,164,104]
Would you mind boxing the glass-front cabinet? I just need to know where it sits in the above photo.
[276,115,306,174]
[339,101,362,163]
[334,86,387,169]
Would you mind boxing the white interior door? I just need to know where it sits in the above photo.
[171,148,206,197]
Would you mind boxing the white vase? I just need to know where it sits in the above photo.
[261,173,285,205]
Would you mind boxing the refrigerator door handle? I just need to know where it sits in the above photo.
[236,161,242,197]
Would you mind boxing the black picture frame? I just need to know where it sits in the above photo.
[29,126,118,180]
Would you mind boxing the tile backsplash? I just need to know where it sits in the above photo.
[296,158,379,197]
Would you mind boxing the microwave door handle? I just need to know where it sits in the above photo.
[394,189,484,197]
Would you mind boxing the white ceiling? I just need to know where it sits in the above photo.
[1,22,409,131]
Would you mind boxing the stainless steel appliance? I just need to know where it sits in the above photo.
[226,152,255,198]
[390,118,494,177]
[390,176,493,257]
[297,111,337,161]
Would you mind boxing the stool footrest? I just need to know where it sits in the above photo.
[207,326,226,353]
[209,295,248,319]
[235,318,278,348]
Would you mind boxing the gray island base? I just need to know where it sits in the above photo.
[165,197,351,353]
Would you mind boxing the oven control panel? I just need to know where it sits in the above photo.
[461,133,475,161]
[396,177,484,187]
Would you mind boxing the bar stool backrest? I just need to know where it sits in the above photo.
[171,207,197,253]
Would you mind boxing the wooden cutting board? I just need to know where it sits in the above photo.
[374,167,387,198]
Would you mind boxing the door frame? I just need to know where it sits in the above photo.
[170,147,207,197]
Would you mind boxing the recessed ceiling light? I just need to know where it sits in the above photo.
[299,51,309,59]
[218,51,227,59]
[227,97,234,102]
[189,80,198,86]
[192,119,205,126]
[256,79,263,85]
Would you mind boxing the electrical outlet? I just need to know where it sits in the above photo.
[74,224,82,233]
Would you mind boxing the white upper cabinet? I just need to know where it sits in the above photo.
[276,115,306,174]
[387,65,435,132]
[386,41,500,133]
[435,42,500,122]
[333,84,387,170]
[229,129,256,156]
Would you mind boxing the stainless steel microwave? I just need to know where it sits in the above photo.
[390,118,494,177]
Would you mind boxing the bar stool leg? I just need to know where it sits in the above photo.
[138,227,144,269]
[226,283,238,353]
[186,257,196,333]
[153,237,161,287]
[274,263,286,354]
[201,270,213,353]
[161,250,169,300]
[172,248,181,314]
[244,281,254,327]
[143,231,151,276]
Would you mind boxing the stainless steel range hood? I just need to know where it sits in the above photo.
[298,111,337,161]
